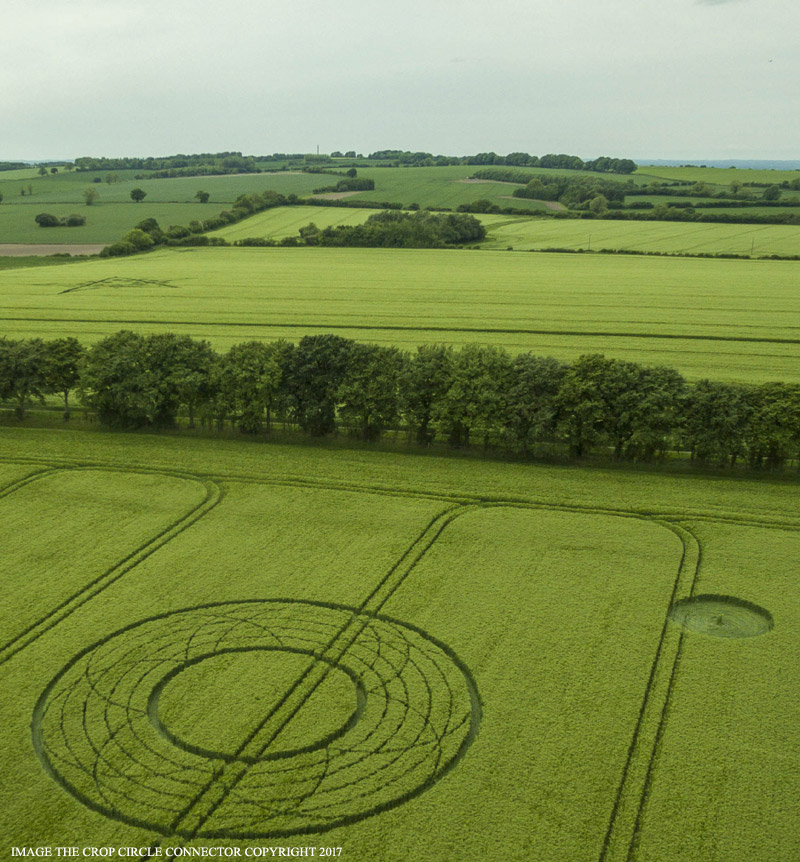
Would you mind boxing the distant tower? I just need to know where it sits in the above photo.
[316,144,319,155]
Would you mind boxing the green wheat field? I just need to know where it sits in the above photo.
[2,247,800,382]
[3,158,800,862]
[0,429,798,861]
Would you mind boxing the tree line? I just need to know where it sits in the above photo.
[367,151,637,173]
[302,211,486,247]
[100,202,485,256]
[2,333,799,471]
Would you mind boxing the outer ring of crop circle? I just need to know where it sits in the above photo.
[32,598,482,839]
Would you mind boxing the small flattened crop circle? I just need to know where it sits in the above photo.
[669,594,773,639]
[32,600,480,838]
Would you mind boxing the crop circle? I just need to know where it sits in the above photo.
[33,600,480,838]
[669,594,773,638]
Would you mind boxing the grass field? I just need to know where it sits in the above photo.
[478,215,800,256]
[0,172,323,244]
[212,205,376,241]
[5,163,800,248]
[0,426,797,861]
[2,247,800,383]
[637,165,800,186]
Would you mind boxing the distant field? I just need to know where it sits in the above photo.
[0,168,320,205]
[479,215,800,256]
[212,205,375,241]
[5,163,800,247]
[0,202,220,244]
[638,164,800,186]
[2,247,800,382]
[0,171,323,244]
[1,428,798,861]
[339,165,649,209]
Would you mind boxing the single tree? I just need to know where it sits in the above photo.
[743,383,800,470]
[286,334,354,435]
[684,380,750,467]
[503,354,566,455]
[435,344,512,449]
[219,341,282,433]
[589,194,609,214]
[35,213,61,227]
[130,188,147,203]
[83,187,99,206]
[398,344,453,444]
[195,190,210,203]
[0,338,47,419]
[121,228,154,250]
[338,344,405,440]
[42,337,85,420]
[555,354,614,458]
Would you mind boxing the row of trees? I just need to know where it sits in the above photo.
[303,211,486,247]
[311,178,375,194]
[366,151,637,173]
[2,334,799,471]
[74,153,255,172]
[100,205,485,257]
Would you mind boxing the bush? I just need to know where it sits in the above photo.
[122,228,155,251]
[100,241,136,257]
[166,224,191,239]
[233,237,277,247]
[34,213,61,227]
[64,213,86,226]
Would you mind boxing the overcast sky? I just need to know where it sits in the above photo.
[2,0,797,161]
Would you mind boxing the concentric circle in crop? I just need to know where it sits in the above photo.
[669,594,773,638]
[32,599,480,838]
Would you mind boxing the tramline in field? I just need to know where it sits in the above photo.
[2,246,800,382]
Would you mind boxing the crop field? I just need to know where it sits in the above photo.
[0,172,324,244]
[0,203,224,245]
[6,163,800,249]
[211,206,376,241]
[637,165,800,186]
[478,215,800,256]
[2,247,800,382]
[0,427,798,861]
[337,166,544,209]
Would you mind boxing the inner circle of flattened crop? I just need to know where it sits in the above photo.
[669,594,773,638]
[32,600,479,838]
